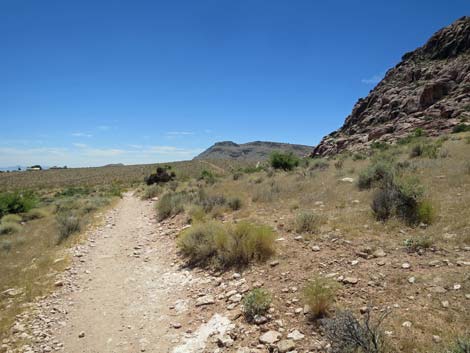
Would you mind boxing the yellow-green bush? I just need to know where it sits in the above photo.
[1,214,22,224]
[303,276,339,318]
[0,222,22,235]
[295,211,319,234]
[177,220,276,268]
[243,288,272,321]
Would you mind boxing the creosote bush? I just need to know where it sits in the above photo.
[141,184,161,200]
[303,277,339,318]
[0,191,38,218]
[270,151,300,171]
[322,309,390,353]
[177,220,276,268]
[156,192,187,220]
[357,161,394,190]
[295,212,319,234]
[243,288,272,321]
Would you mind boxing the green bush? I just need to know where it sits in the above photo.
[444,336,470,353]
[177,220,276,268]
[0,222,22,235]
[199,169,216,184]
[156,192,187,220]
[410,143,439,158]
[187,205,207,224]
[56,212,81,242]
[243,288,272,321]
[227,197,242,211]
[270,151,300,171]
[371,177,431,225]
[371,141,389,151]
[452,123,470,133]
[295,212,319,234]
[141,184,161,200]
[303,277,339,318]
[357,161,394,190]
[404,236,433,252]
[0,191,38,218]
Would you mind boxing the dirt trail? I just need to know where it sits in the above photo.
[21,193,218,353]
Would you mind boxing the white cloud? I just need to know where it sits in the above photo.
[165,131,195,136]
[361,73,384,85]
[0,144,203,168]
[97,125,111,131]
[72,132,93,138]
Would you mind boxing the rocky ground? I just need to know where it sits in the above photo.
[2,190,470,353]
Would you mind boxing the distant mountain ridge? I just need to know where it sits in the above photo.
[194,141,313,161]
[312,16,470,156]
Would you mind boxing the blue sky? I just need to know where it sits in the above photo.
[1,0,468,167]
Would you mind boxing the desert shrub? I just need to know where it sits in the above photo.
[444,336,470,353]
[464,162,470,175]
[357,161,394,190]
[452,123,470,133]
[371,141,389,151]
[232,172,243,180]
[303,277,339,318]
[141,184,161,200]
[322,310,389,353]
[145,166,176,185]
[413,128,425,137]
[82,197,110,213]
[107,184,123,198]
[410,143,438,158]
[227,197,242,211]
[22,208,48,220]
[56,212,81,242]
[465,136,470,144]
[1,214,22,223]
[295,212,319,234]
[187,205,207,224]
[56,186,91,197]
[310,159,329,171]
[404,236,433,253]
[197,191,226,212]
[177,221,276,268]
[334,159,344,170]
[0,222,22,235]
[243,288,272,321]
[252,182,281,203]
[0,191,38,218]
[156,192,187,220]
[371,177,431,225]
[199,169,216,184]
[270,151,300,171]
[353,153,367,161]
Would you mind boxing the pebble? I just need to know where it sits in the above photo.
[78,331,85,338]
[277,339,296,353]
[402,262,411,269]
[259,331,281,345]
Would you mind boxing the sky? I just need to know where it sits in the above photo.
[1,0,468,167]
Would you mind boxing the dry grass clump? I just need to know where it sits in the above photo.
[0,222,22,235]
[295,211,319,234]
[243,288,272,321]
[1,214,22,223]
[303,276,339,318]
[156,192,188,220]
[141,184,161,200]
[177,220,276,268]
[322,310,390,353]
[56,212,81,243]
[443,336,470,353]
[22,208,49,221]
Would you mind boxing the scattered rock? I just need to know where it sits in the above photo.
[343,277,359,285]
[259,331,281,345]
[402,262,411,269]
[78,331,85,338]
[277,339,296,353]
[195,295,215,306]
[287,330,304,341]
[402,321,412,328]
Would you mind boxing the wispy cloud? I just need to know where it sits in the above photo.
[361,73,384,85]
[72,132,93,138]
[0,144,203,167]
[165,131,195,136]
[97,125,111,131]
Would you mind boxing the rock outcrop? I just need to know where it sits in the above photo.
[195,141,313,161]
[312,16,470,156]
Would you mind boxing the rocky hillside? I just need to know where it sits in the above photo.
[195,141,313,161]
[312,16,470,156]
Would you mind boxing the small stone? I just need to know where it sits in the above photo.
[270,260,280,267]
[195,295,215,306]
[441,300,449,308]
[287,330,304,341]
[343,277,358,285]
[311,245,321,252]
[402,321,412,328]
[433,335,442,343]
[372,248,386,258]
[453,284,461,290]
[277,339,296,353]
[259,331,281,345]
[465,294,470,299]
[340,177,354,183]
[253,315,268,325]
[408,277,416,284]
[54,280,64,287]
[78,331,85,338]
[402,262,411,269]
[229,294,242,303]
[171,323,182,329]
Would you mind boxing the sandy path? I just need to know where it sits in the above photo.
[48,193,194,353]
